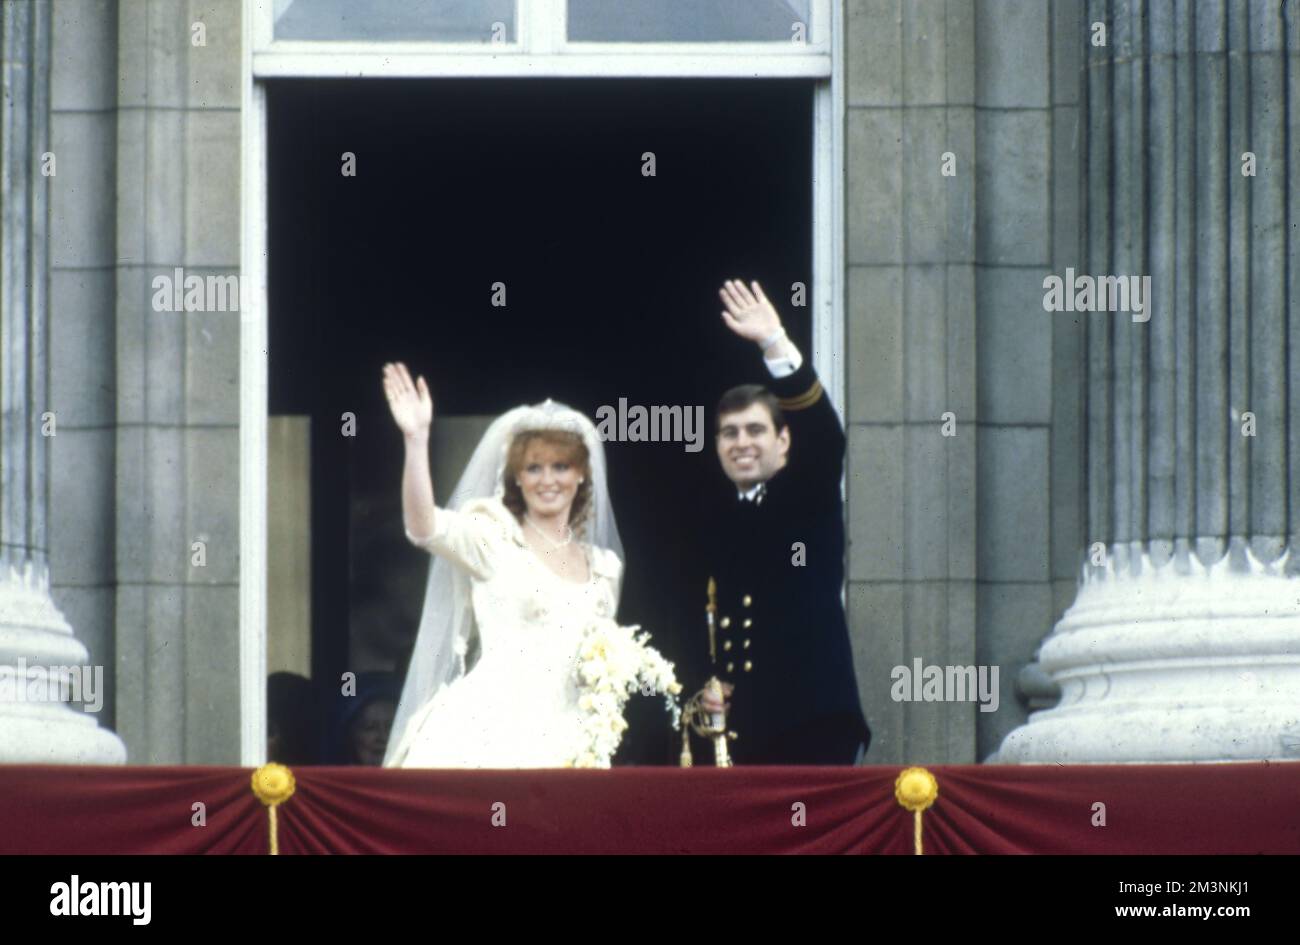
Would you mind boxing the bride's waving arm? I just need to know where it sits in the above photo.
[383,361,437,543]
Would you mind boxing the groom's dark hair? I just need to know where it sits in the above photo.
[716,385,787,433]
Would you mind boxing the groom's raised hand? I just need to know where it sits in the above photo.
[719,279,783,343]
[719,279,799,363]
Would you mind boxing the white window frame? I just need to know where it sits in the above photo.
[253,0,831,76]
[239,0,846,765]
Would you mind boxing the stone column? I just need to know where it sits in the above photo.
[998,0,1300,762]
[0,0,124,763]
[845,0,981,763]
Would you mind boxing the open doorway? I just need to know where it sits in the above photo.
[266,78,814,764]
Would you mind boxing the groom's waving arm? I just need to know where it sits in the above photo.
[717,280,845,497]
[766,358,846,501]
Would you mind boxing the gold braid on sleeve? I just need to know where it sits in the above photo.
[776,379,823,411]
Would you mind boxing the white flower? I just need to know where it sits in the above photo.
[568,618,682,767]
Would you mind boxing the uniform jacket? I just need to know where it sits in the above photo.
[692,359,870,762]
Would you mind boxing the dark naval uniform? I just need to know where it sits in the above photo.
[694,359,870,765]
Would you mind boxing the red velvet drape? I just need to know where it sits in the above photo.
[3,763,1297,854]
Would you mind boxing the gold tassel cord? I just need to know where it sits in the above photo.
[251,763,297,856]
[893,767,938,855]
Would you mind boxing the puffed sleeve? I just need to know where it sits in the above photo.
[405,498,514,581]
[590,545,624,603]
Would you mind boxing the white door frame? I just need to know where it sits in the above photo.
[239,0,846,765]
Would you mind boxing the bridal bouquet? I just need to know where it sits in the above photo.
[569,619,683,768]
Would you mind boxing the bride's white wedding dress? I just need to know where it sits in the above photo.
[385,496,623,768]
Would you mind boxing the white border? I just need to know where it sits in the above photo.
[812,0,844,416]
[240,9,270,766]
[239,0,845,764]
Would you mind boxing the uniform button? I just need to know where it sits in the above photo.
[743,595,753,607]
[743,661,753,672]
[720,616,731,629]
[726,662,734,672]
[743,639,751,649]
[743,618,753,628]
[723,640,732,651]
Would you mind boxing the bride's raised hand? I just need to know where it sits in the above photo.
[382,361,433,438]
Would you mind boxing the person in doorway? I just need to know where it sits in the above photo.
[379,363,680,768]
[688,279,870,765]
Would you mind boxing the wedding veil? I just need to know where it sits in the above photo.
[382,399,623,767]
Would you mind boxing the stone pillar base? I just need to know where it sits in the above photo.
[0,704,128,764]
[0,563,126,765]
[995,541,1300,763]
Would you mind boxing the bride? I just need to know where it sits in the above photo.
[379,362,678,768]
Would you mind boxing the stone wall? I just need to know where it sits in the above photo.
[48,0,243,763]
[844,0,1083,763]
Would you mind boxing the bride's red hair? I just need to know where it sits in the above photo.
[501,430,593,533]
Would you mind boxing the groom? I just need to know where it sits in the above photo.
[689,280,870,765]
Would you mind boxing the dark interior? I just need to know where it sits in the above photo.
[267,77,814,763]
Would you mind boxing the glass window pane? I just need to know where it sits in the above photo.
[567,0,812,43]
[273,0,515,42]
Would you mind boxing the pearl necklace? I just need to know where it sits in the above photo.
[525,515,572,549]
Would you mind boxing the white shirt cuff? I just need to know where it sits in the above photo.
[763,345,803,378]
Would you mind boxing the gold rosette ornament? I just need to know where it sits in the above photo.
[251,763,296,855]
[893,766,938,855]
